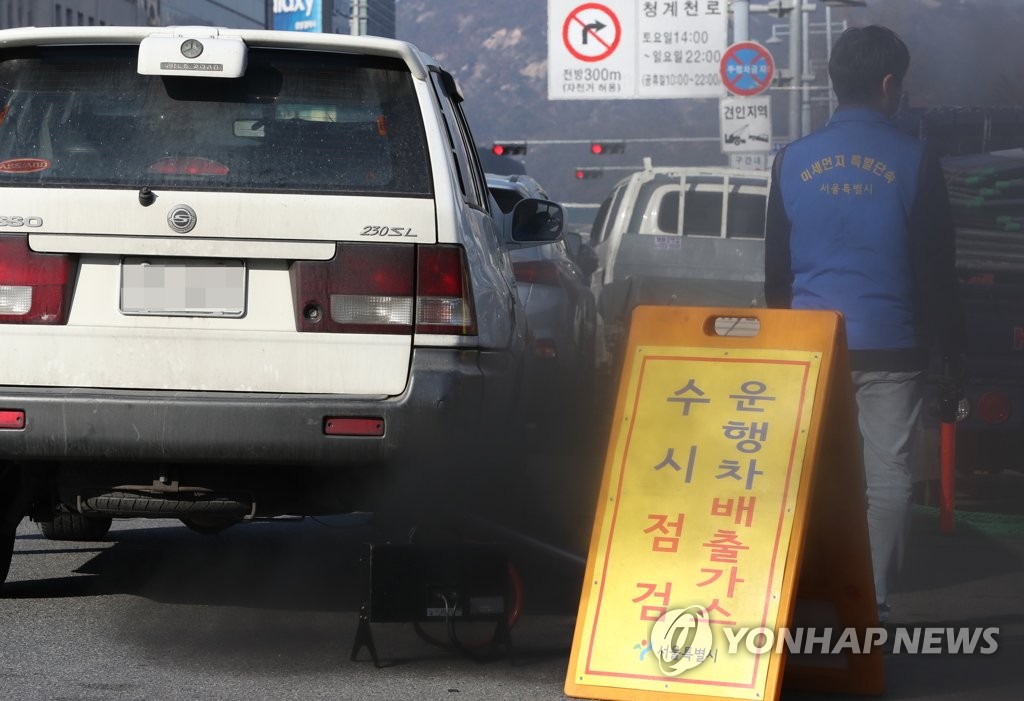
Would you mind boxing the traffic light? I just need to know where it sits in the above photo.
[575,168,603,179]
[590,141,625,155]
[491,142,527,156]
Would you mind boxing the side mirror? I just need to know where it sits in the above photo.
[510,198,565,244]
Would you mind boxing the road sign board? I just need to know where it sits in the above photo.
[720,96,772,154]
[548,0,728,101]
[565,306,885,701]
[720,42,775,97]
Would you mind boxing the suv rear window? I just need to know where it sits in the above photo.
[0,46,432,196]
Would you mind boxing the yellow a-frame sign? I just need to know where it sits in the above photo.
[565,306,884,701]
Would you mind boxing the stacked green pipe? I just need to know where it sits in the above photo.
[942,150,1024,271]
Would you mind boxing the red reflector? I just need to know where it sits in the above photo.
[513,260,561,286]
[977,392,1011,425]
[147,157,230,176]
[0,410,25,430]
[324,417,384,437]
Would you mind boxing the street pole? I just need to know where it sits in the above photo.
[789,0,803,142]
[826,5,837,116]
[734,0,750,42]
[802,6,812,136]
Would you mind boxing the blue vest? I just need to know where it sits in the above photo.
[779,109,925,351]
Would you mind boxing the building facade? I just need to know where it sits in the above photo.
[0,1,266,30]
[0,0,394,36]
[268,0,395,37]
[349,0,395,38]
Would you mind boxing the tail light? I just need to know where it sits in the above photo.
[292,243,415,334]
[0,235,77,325]
[533,338,557,359]
[291,243,476,336]
[416,246,476,335]
[147,157,230,176]
[513,260,561,286]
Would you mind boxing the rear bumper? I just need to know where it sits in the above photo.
[0,348,519,466]
[598,276,764,325]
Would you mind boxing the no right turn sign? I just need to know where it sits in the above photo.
[562,2,622,63]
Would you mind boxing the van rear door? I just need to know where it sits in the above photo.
[0,42,439,395]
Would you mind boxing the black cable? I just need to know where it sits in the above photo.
[442,593,509,663]
[411,594,499,662]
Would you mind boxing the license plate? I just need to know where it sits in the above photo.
[120,257,246,317]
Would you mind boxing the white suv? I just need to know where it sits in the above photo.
[0,26,562,584]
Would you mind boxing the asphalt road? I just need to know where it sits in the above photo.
[1,513,588,701]
[3,464,1023,701]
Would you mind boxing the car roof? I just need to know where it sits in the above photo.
[485,173,549,200]
[607,165,770,192]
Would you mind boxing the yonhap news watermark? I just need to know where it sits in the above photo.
[718,623,1000,656]
[644,605,999,677]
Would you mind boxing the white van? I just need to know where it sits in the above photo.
[0,26,563,583]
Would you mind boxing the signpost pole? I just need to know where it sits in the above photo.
[802,10,812,136]
[826,5,837,116]
[789,0,803,141]
[734,0,749,42]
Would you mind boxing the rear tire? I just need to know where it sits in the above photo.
[0,526,14,589]
[181,517,237,535]
[81,492,250,518]
[37,508,113,542]
[0,464,22,589]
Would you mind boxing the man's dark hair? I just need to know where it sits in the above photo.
[828,25,910,105]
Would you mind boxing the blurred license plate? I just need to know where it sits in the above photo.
[120,257,246,317]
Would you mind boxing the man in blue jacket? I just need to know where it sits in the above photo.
[764,25,966,623]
